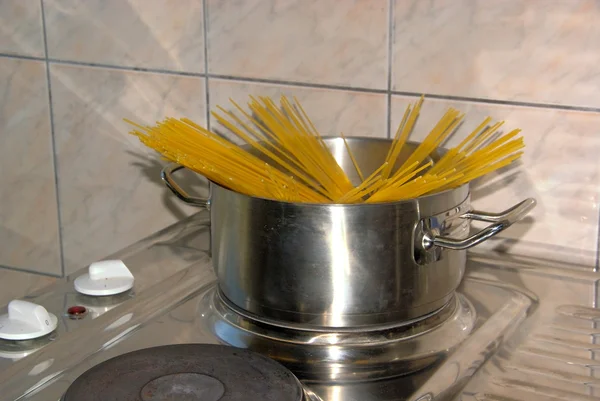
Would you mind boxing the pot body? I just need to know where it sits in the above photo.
[210,181,470,328]
[162,137,536,329]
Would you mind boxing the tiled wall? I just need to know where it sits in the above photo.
[0,0,598,277]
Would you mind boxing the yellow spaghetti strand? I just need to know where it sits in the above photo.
[341,133,364,183]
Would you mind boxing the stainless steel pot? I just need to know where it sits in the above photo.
[161,137,535,328]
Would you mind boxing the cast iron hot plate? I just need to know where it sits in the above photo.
[62,344,306,401]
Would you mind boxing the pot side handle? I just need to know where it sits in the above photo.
[422,198,537,251]
[161,164,210,208]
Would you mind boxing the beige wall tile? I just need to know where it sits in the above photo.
[44,0,205,72]
[0,59,61,275]
[207,0,388,89]
[392,0,600,107]
[391,96,600,267]
[50,64,206,274]
[0,0,45,57]
[0,269,56,306]
[208,79,388,139]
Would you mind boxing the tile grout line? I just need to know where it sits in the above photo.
[0,53,44,62]
[0,264,62,279]
[40,0,66,278]
[594,205,600,308]
[46,57,207,77]
[202,0,211,130]
[596,207,600,274]
[394,91,600,114]
[4,50,600,114]
[591,194,599,363]
[386,0,394,139]
[593,208,598,385]
[209,73,388,94]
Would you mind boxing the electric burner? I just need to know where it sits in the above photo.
[62,344,308,401]
[200,286,476,382]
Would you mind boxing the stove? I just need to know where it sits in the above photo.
[0,211,598,401]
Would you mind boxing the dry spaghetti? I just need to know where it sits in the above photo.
[126,95,524,204]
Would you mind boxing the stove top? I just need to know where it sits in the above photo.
[0,211,598,401]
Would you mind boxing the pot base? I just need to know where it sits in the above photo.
[218,287,458,330]
[199,285,476,382]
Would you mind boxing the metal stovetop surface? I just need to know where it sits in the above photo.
[0,211,599,401]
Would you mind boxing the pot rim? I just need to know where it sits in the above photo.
[208,136,468,207]
[208,180,469,208]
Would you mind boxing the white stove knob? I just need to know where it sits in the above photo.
[74,260,134,296]
[0,300,58,340]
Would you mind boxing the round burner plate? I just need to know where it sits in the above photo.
[62,344,305,401]
[201,288,476,382]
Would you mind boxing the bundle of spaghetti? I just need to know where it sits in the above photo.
[354,101,466,203]
[211,95,355,202]
[364,107,525,202]
[126,116,330,203]
[126,94,525,204]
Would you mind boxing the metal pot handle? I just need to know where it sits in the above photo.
[422,198,537,251]
[161,164,210,208]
